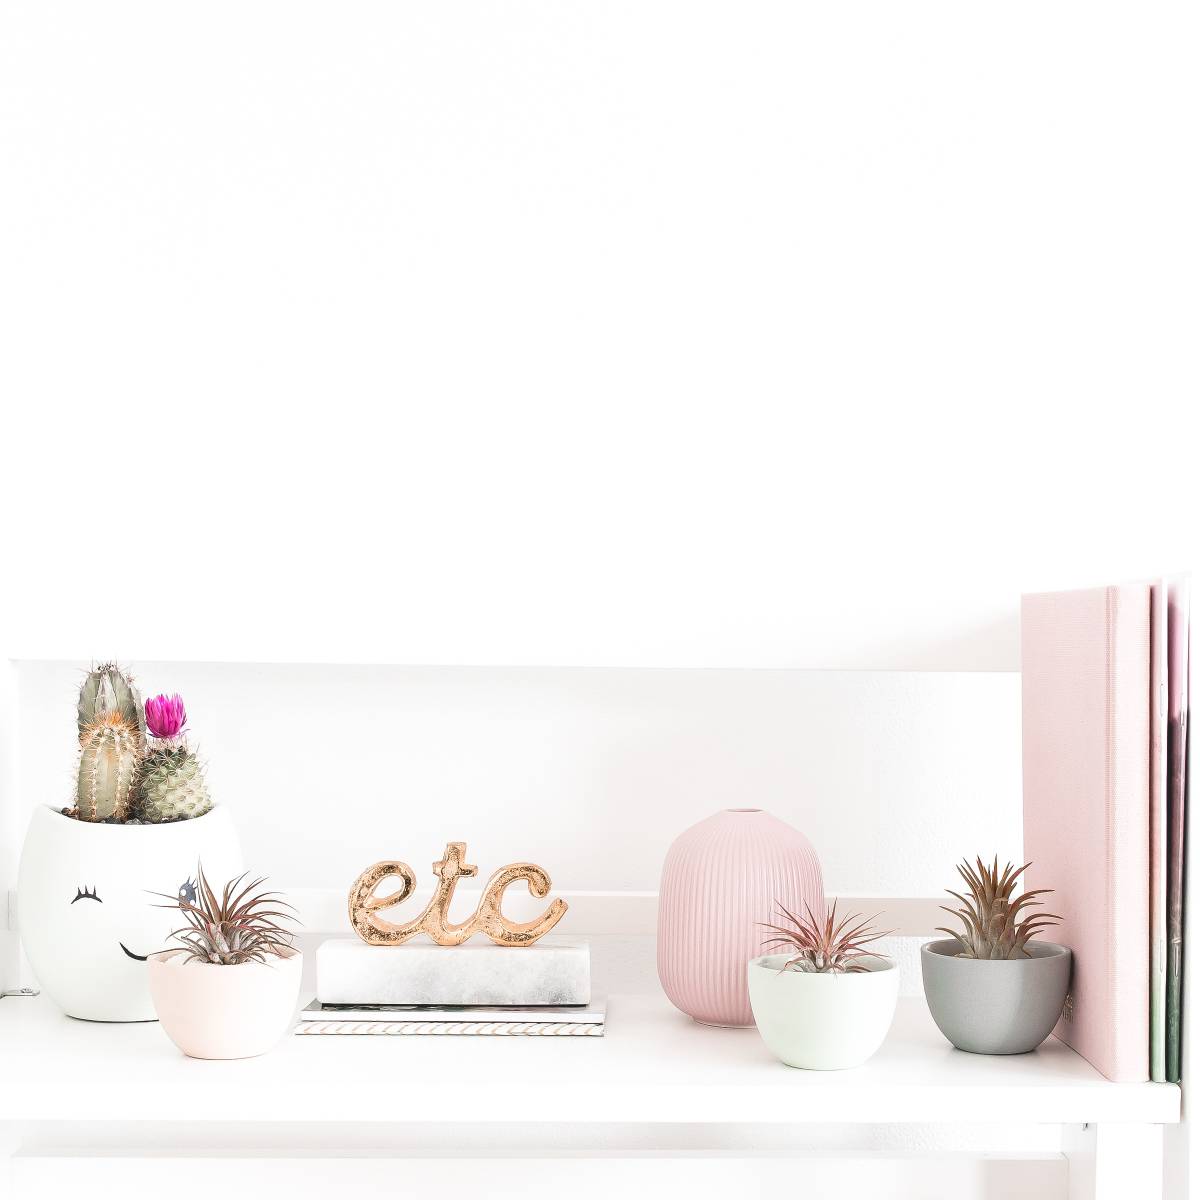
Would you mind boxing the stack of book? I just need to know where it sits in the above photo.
[1022,577,1190,1083]
[296,998,607,1037]
[297,935,603,1037]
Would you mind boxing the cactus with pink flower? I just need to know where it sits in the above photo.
[138,692,212,823]
[68,667,213,823]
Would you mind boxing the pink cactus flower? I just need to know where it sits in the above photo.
[145,693,187,740]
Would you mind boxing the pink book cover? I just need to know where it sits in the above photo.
[1022,583,1150,1082]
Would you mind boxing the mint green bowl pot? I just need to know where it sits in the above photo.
[748,953,899,1070]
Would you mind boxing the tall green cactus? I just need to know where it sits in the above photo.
[77,664,146,743]
[76,713,143,821]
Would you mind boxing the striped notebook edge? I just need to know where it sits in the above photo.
[296,1020,605,1036]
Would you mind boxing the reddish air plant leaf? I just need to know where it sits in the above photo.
[935,855,1061,960]
[145,693,187,740]
[759,899,892,974]
[152,864,299,966]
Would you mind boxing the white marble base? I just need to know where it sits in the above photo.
[316,937,591,1006]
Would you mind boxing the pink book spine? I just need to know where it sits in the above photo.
[1022,583,1150,1082]
[1102,585,1151,1081]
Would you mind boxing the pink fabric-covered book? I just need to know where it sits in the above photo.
[1022,583,1150,1083]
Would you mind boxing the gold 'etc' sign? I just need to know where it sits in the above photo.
[348,842,568,947]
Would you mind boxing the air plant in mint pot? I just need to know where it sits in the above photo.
[147,867,302,1059]
[138,693,213,823]
[747,901,899,1070]
[761,900,892,974]
[921,856,1070,1055]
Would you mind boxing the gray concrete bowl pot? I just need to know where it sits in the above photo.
[920,938,1072,1055]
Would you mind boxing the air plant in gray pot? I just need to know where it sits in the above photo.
[921,856,1070,1055]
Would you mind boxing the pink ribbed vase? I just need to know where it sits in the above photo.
[657,808,824,1027]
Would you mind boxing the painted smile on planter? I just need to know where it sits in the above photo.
[69,886,151,960]
[68,881,185,965]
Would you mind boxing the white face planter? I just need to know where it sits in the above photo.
[17,806,243,1022]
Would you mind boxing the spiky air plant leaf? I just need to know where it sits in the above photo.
[760,900,892,974]
[155,866,298,965]
[936,856,1061,960]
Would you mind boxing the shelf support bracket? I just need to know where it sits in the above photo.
[1065,1121,1163,1200]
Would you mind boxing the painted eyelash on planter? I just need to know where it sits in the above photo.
[71,885,101,904]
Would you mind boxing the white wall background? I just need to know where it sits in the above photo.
[0,4,1195,1195]
[0,0,1194,671]
[13,662,1020,899]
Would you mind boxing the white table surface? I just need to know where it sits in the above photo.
[0,993,1179,1127]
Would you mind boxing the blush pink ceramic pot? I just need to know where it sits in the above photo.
[657,809,824,1026]
[148,947,303,1059]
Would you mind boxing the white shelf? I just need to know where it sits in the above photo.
[0,993,1179,1127]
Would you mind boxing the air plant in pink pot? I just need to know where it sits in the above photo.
[147,866,303,1059]
[138,693,212,823]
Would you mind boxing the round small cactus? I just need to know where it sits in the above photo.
[138,744,212,822]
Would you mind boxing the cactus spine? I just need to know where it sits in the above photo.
[77,664,146,742]
[76,712,143,821]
